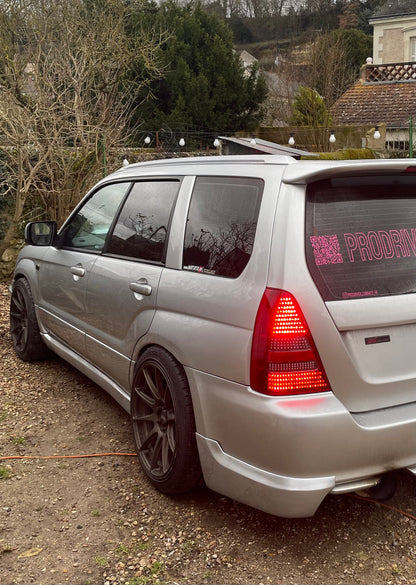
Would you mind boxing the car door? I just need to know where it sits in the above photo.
[36,182,130,356]
[82,178,181,390]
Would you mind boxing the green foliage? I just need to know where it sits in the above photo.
[297,0,341,34]
[129,561,165,585]
[358,0,385,34]
[306,149,377,160]
[311,28,373,104]
[329,29,373,74]
[229,16,254,44]
[132,2,267,136]
[291,87,329,127]
[0,465,11,479]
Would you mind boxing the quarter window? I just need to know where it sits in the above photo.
[108,180,180,262]
[62,182,130,251]
[183,176,263,278]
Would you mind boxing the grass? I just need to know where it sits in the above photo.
[111,541,165,585]
[182,539,197,553]
[11,435,25,446]
[0,465,11,479]
[95,556,108,568]
[134,541,149,552]
[114,542,130,556]
[129,561,166,585]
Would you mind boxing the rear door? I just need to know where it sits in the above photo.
[155,174,267,383]
[305,173,416,412]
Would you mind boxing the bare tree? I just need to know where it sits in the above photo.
[308,29,368,108]
[0,0,166,256]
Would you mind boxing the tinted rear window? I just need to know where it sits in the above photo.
[306,175,416,300]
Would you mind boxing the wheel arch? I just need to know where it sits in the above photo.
[132,339,208,436]
[130,341,208,447]
[11,258,40,291]
[130,339,189,386]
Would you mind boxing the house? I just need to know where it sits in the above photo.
[371,0,416,63]
[237,50,259,79]
[239,50,258,70]
[332,0,416,152]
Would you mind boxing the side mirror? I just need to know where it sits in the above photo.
[25,221,58,246]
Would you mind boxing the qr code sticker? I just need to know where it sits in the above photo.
[310,235,344,265]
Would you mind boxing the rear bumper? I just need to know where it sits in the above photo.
[187,369,416,517]
[196,434,335,518]
[196,436,416,519]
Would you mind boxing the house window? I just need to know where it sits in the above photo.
[410,37,416,61]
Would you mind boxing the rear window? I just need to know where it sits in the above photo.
[306,175,416,300]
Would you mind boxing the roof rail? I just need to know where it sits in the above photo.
[114,154,297,174]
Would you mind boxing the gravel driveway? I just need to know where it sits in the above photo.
[0,281,415,585]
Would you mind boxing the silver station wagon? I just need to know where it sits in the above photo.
[10,155,416,517]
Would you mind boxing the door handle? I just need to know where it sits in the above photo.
[129,279,152,296]
[70,266,85,277]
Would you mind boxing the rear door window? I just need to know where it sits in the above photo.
[183,176,263,278]
[306,175,416,300]
[107,180,180,263]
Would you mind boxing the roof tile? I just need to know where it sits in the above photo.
[332,81,416,127]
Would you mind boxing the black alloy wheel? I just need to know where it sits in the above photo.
[10,278,50,361]
[131,347,201,494]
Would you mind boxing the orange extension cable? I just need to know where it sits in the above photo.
[0,452,136,460]
[1,453,415,521]
[348,493,416,521]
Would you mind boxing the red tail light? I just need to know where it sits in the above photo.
[250,289,331,396]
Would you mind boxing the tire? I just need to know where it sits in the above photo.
[10,278,50,361]
[131,347,201,495]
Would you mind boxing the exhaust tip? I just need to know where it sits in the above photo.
[356,472,397,501]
